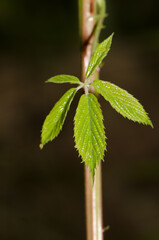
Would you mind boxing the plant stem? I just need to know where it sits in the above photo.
[85,163,103,240]
[78,0,106,239]
[79,0,95,81]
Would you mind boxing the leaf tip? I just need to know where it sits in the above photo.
[39,143,44,150]
[147,119,154,128]
[89,166,96,184]
[45,77,53,83]
[110,32,114,38]
[107,32,114,42]
[92,172,95,184]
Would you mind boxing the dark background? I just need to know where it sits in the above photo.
[0,0,159,239]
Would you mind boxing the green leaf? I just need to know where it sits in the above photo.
[92,80,153,127]
[85,33,114,79]
[74,93,106,181]
[40,88,76,148]
[46,75,80,84]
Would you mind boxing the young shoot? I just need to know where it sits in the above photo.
[40,34,153,182]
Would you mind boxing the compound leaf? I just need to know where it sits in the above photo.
[85,33,114,79]
[46,75,80,84]
[92,80,153,127]
[74,93,106,181]
[41,88,76,148]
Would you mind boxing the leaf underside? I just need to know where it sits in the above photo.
[41,88,76,148]
[85,33,114,79]
[92,80,153,127]
[46,75,80,84]
[74,93,106,181]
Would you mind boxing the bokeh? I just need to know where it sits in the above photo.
[0,0,158,239]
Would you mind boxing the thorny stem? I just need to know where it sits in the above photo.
[78,0,106,239]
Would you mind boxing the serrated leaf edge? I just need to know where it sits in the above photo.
[40,88,77,148]
[46,74,81,84]
[85,33,114,79]
[91,80,153,127]
[74,93,106,181]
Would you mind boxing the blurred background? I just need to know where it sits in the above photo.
[0,0,158,239]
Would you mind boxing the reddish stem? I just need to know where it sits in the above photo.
[80,0,104,239]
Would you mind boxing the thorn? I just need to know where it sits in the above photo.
[103,225,110,232]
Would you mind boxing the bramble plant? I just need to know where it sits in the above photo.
[40,33,153,182]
